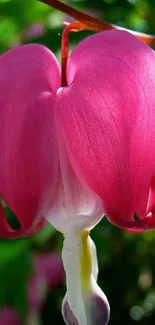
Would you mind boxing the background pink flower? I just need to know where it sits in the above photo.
[0,307,21,325]
[29,252,64,313]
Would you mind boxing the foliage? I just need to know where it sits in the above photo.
[0,0,155,324]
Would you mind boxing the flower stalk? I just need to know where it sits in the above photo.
[40,0,155,86]
[38,0,111,32]
[39,0,155,45]
[61,21,83,87]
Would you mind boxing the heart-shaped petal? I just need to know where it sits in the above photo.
[0,44,60,237]
[57,30,155,232]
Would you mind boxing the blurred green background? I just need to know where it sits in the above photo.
[0,0,155,324]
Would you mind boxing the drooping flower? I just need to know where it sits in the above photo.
[1,3,155,323]
[0,39,108,325]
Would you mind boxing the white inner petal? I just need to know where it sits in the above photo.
[45,118,104,234]
[62,232,88,325]
[88,236,98,281]
[62,231,100,325]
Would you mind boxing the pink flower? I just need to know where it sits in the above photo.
[33,252,64,288]
[29,252,64,313]
[0,307,21,325]
[1,29,155,324]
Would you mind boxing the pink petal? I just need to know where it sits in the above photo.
[34,252,64,287]
[56,30,155,232]
[0,44,60,238]
[0,307,21,325]
[28,253,64,313]
[28,276,46,313]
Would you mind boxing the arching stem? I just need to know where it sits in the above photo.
[38,0,111,32]
[61,20,101,87]
[39,0,155,45]
[61,21,83,87]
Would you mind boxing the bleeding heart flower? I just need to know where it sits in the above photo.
[1,1,155,324]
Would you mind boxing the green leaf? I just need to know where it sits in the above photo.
[0,238,33,320]
[33,223,56,246]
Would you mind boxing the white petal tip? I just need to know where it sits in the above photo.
[62,295,78,325]
[91,291,110,325]
[62,287,110,325]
